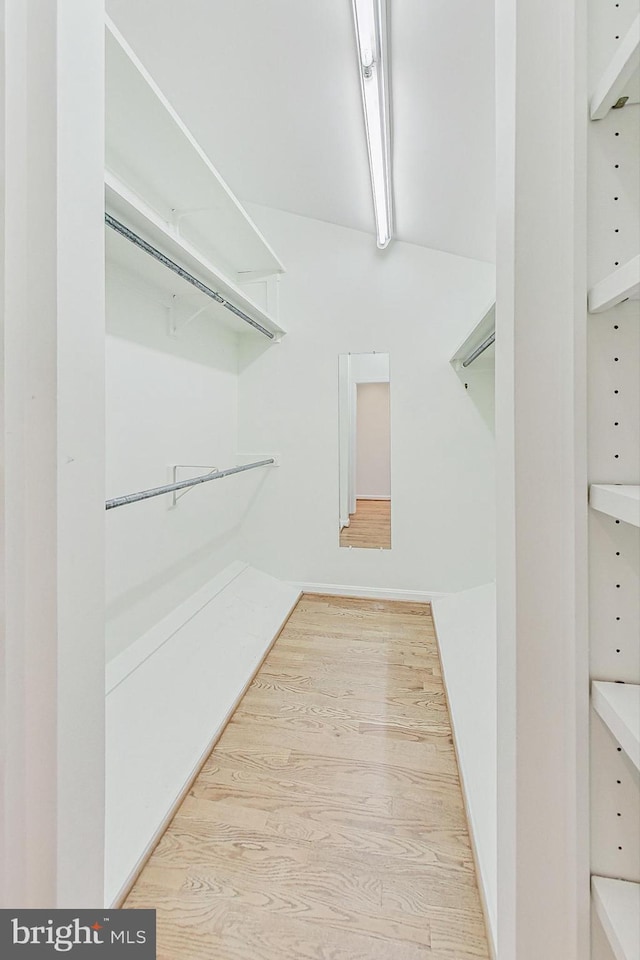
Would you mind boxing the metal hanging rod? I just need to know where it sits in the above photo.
[104,213,275,340]
[106,459,275,511]
[462,330,495,368]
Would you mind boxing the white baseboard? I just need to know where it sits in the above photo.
[431,586,497,959]
[356,495,391,501]
[292,581,449,603]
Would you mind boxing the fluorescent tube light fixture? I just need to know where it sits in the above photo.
[352,0,392,248]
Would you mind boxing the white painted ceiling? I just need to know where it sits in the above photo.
[107,0,495,263]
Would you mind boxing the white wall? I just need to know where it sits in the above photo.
[356,382,391,499]
[238,205,496,593]
[105,264,261,660]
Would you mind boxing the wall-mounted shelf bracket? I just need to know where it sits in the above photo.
[590,14,640,120]
[170,206,216,231]
[171,465,218,506]
[592,681,640,773]
[237,272,281,326]
[167,297,208,338]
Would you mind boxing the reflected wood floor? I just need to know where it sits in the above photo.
[339,498,391,549]
[125,594,489,960]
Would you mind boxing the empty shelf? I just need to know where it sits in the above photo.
[591,14,640,120]
[592,877,640,960]
[589,256,640,313]
[592,682,640,772]
[106,17,284,280]
[590,485,640,528]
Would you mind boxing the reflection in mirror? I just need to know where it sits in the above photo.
[338,353,391,549]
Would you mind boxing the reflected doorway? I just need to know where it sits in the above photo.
[338,354,391,549]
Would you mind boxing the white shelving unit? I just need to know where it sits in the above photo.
[592,681,640,773]
[592,877,640,960]
[105,16,286,338]
[590,484,640,528]
[591,14,640,120]
[588,2,640,956]
[589,255,640,313]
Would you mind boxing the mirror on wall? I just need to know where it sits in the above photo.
[338,353,391,549]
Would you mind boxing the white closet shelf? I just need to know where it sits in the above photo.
[592,681,640,773]
[591,14,640,120]
[592,876,640,960]
[450,299,496,369]
[589,484,640,528]
[105,174,286,340]
[106,16,284,281]
[589,256,640,313]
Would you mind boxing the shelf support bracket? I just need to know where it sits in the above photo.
[236,273,281,328]
[169,206,217,238]
[170,465,218,506]
[167,296,208,338]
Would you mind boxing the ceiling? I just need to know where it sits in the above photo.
[106,0,495,263]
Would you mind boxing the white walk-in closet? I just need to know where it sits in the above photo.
[0,1,638,959]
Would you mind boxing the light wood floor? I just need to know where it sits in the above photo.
[339,498,391,549]
[126,595,489,960]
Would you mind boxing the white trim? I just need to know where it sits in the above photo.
[292,581,448,603]
[448,728,498,959]
[431,586,497,959]
[355,495,391,501]
[106,560,248,694]
[460,790,497,960]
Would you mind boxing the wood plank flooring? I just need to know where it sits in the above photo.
[339,499,391,549]
[125,594,489,960]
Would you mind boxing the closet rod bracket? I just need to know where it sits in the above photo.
[171,465,218,506]
[168,298,208,338]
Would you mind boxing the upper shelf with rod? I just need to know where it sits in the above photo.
[105,17,286,338]
[450,300,496,371]
[590,13,640,120]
